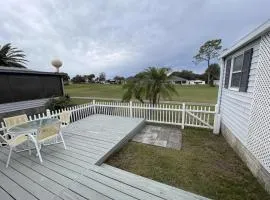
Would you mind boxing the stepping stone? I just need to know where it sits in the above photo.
[154,140,167,147]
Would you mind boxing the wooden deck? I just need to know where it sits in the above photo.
[0,114,208,200]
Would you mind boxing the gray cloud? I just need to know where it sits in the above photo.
[1,0,269,78]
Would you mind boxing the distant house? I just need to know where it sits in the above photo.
[168,76,187,84]
[106,79,117,84]
[187,80,205,85]
[217,20,270,192]
[213,79,220,86]
[0,67,64,119]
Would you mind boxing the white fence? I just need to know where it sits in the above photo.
[94,101,218,130]
[0,100,220,134]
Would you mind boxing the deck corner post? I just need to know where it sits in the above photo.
[181,103,185,129]
[93,99,96,114]
[46,109,51,118]
[213,104,220,135]
[129,101,133,118]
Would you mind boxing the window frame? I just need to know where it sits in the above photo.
[228,51,245,91]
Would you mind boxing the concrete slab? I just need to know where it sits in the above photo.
[132,124,182,150]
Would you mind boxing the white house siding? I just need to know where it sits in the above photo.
[220,38,261,145]
[247,31,270,172]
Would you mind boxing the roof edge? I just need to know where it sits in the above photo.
[0,67,64,76]
[220,19,270,58]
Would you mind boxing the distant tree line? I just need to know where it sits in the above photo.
[69,72,126,84]
[66,63,219,86]
[170,63,220,85]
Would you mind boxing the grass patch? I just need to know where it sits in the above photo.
[106,128,270,200]
[70,98,93,105]
[65,84,218,103]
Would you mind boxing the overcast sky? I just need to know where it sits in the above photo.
[1,0,269,78]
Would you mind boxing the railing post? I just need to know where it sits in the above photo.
[213,104,220,135]
[93,99,96,114]
[181,103,185,129]
[129,101,133,118]
[46,109,51,118]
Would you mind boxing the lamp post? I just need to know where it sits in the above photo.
[51,59,63,73]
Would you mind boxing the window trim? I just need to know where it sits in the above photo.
[228,51,245,91]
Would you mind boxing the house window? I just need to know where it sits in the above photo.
[224,48,253,92]
[230,54,244,88]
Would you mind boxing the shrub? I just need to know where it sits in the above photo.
[45,94,75,111]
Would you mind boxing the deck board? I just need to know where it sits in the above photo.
[0,159,55,200]
[0,171,37,200]
[0,187,14,200]
[0,114,209,200]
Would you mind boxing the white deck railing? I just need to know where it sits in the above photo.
[0,100,220,134]
[94,101,218,130]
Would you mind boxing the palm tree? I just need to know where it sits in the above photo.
[0,43,28,68]
[122,74,146,103]
[122,67,178,104]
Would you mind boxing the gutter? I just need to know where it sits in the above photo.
[216,58,225,114]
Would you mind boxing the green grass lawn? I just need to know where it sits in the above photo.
[106,128,270,200]
[65,83,218,104]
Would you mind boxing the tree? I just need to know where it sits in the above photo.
[170,70,196,80]
[113,76,125,84]
[170,70,206,81]
[71,75,85,83]
[122,67,178,104]
[0,43,28,68]
[62,73,70,82]
[99,72,106,81]
[87,74,95,83]
[61,73,70,85]
[193,39,222,84]
[205,63,220,86]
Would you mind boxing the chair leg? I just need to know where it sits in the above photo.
[59,131,66,149]
[35,142,43,163]
[28,139,31,156]
[29,135,43,163]
[6,147,12,168]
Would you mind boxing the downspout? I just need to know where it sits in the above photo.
[213,56,225,134]
[217,57,225,113]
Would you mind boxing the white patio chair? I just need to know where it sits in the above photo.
[3,114,29,152]
[59,111,71,128]
[32,121,66,163]
[0,133,30,168]
[3,114,28,133]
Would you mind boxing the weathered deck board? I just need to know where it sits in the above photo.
[0,171,37,200]
[62,114,145,165]
[101,164,208,200]
[0,187,14,200]
[0,114,209,200]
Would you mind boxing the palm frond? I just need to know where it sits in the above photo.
[0,43,28,68]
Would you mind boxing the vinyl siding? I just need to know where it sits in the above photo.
[220,38,261,145]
